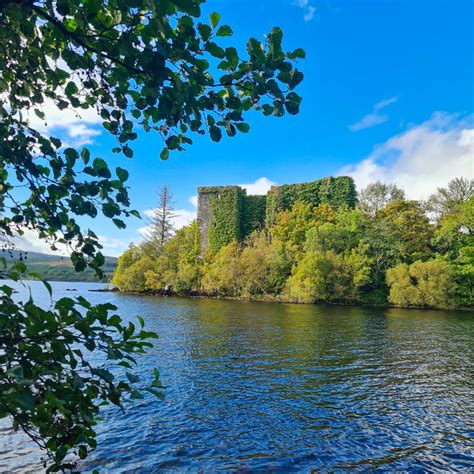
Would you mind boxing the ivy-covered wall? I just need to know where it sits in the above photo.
[198,176,356,252]
[265,176,356,227]
[205,186,245,253]
[242,194,267,237]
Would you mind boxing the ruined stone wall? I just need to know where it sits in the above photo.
[196,188,212,251]
[197,176,356,252]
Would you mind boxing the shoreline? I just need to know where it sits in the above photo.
[92,287,473,312]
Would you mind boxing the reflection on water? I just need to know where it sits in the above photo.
[1,281,473,472]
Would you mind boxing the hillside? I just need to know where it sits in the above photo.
[2,250,117,282]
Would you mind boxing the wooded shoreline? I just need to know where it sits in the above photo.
[95,286,474,311]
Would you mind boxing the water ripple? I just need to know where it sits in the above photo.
[1,282,473,472]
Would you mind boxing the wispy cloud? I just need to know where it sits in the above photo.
[349,96,398,132]
[340,112,474,199]
[294,0,316,22]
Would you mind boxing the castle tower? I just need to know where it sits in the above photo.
[197,177,356,253]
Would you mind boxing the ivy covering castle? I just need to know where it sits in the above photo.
[112,177,473,310]
[197,176,356,252]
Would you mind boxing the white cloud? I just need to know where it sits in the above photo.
[25,97,102,146]
[171,209,196,229]
[138,208,196,239]
[189,195,198,208]
[294,0,316,22]
[339,112,474,200]
[97,235,129,257]
[12,228,68,256]
[12,227,130,258]
[240,176,277,195]
[304,5,316,21]
[349,113,388,132]
[374,96,398,110]
[349,96,398,132]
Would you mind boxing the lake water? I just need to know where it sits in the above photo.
[1,281,473,472]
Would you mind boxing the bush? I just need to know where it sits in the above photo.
[286,251,355,303]
[386,260,455,308]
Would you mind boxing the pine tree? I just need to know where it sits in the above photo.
[146,186,176,249]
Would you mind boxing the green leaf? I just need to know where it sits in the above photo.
[41,280,53,297]
[236,123,250,133]
[123,146,133,158]
[210,11,220,28]
[288,70,304,89]
[225,47,239,69]
[102,202,119,218]
[210,125,222,142]
[160,146,170,160]
[112,218,126,229]
[78,446,88,459]
[116,167,129,182]
[205,42,225,59]
[291,48,306,59]
[198,23,212,41]
[65,81,78,95]
[81,148,90,164]
[216,25,233,37]
[126,372,140,384]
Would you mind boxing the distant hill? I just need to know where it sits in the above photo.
[2,249,117,282]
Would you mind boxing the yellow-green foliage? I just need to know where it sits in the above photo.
[266,176,357,226]
[386,260,455,308]
[112,222,201,293]
[434,198,473,307]
[201,241,243,296]
[286,251,355,303]
[112,187,472,309]
[111,248,155,292]
[239,233,280,296]
[271,201,336,252]
[305,208,365,254]
[378,200,433,262]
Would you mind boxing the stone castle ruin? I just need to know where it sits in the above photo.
[197,176,356,252]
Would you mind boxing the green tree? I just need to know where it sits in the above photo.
[201,241,242,296]
[286,251,355,303]
[358,181,405,216]
[271,202,335,254]
[110,246,141,289]
[304,208,365,254]
[435,197,474,306]
[138,222,203,294]
[377,200,433,262]
[386,260,455,308]
[0,0,304,469]
[239,232,279,296]
[427,177,474,221]
[112,252,156,292]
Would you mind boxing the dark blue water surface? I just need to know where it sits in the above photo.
[1,281,473,472]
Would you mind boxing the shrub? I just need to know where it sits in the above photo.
[386,260,455,308]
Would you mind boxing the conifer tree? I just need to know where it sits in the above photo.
[146,186,176,249]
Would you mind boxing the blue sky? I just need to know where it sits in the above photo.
[19,0,474,256]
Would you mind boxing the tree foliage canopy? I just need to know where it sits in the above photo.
[0,0,304,469]
[113,179,473,309]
